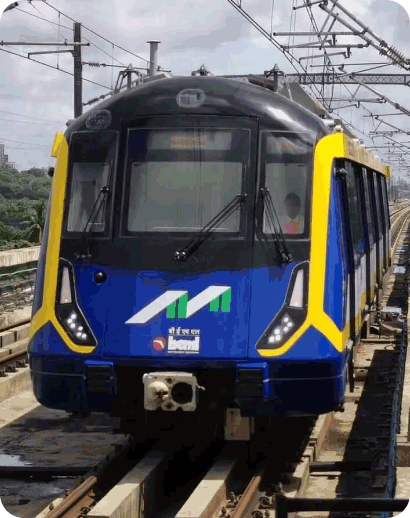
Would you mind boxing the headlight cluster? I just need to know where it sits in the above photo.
[55,262,97,347]
[66,311,89,341]
[256,262,308,351]
[267,313,294,344]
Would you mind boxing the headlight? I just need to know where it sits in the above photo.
[55,261,97,346]
[267,313,295,344]
[256,262,308,351]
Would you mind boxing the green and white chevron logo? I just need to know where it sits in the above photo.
[126,286,232,325]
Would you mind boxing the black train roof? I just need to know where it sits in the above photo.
[65,75,330,144]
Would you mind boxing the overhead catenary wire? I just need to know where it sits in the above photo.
[0,47,112,90]
[291,1,410,163]
[15,6,73,31]
[15,4,129,70]
[0,136,50,147]
[81,34,127,67]
[0,109,63,122]
[17,5,129,68]
[82,61,147,70]
[1,146,53,150]
[41,0,150,64]
[0,117,61,125]
[228,0,381,144]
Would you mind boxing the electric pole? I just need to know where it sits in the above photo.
[73,23,83,118]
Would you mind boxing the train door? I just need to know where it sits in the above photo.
[375,174,388,275]
[344,161,367,340]
[359,166,377,305]
[370,171,384,288]
[380,176,391,268]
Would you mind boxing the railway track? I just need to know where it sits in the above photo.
[179,208,410,518]
[2,208,410,518]
[0,265,36,313]
[0,321,30,378]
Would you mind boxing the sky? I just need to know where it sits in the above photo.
[1,5,410,518]
[0,0,409,174]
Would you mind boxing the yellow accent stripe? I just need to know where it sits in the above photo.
[51,132,64,158]
[29,135,96,354]
[259,132,387,357]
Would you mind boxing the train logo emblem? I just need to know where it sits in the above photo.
[126,286,232,325]
[167,327,201,354]
[152,337,166,351]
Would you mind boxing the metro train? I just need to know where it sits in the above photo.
[28,74,391,440]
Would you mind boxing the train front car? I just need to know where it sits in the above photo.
[27,76,354,439]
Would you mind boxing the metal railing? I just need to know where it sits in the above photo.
[275,494,409,517]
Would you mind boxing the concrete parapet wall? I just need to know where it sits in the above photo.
[0,306,32,332]
[0,246,40,268]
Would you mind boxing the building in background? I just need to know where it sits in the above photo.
[0,144,16,169]
[0,144,4,167]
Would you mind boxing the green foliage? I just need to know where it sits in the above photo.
[21,167,46,178]
[24,201,47,244]
[0,167,51,200]
[0,167,52,249]
[0,220,24,240]
[0,239,34,252]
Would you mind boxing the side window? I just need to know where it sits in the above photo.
[360,167,375,247]
[380,176,390,229]
[371,172,383,238]
[366,169,379,241]
[375,174,386,235]
[66,131,118,235]
[261,132,314,237]
[345,161,365,260]
[68,163,110,232]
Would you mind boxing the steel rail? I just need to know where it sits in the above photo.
[44,475,97,518]
[0,343,28,364]
[229,468,265,518]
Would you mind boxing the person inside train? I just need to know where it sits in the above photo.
[284,192,301,234]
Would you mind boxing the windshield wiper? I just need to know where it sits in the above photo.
[82,186,110,234]
[174,193,246,262]
[261,187,292,263]
[74,172,112,262]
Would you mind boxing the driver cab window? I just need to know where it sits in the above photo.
[262,132,313,237]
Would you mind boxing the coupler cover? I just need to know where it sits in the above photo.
[143,372,202,411]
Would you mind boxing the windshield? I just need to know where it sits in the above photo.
[262,132,314,238]
[123,128,250,234]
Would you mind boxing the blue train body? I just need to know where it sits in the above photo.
[28,75,391,438]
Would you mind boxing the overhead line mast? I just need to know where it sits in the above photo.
[73,22,82,118]
[226,0,410,167]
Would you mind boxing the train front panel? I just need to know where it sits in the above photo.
[27,77,389,425]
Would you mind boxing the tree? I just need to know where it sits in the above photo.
[24,201,46,244]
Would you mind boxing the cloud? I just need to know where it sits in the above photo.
[0,0,409,171]
[392,0,410,18]
[369,0,410,43]
[170,15,250,50]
